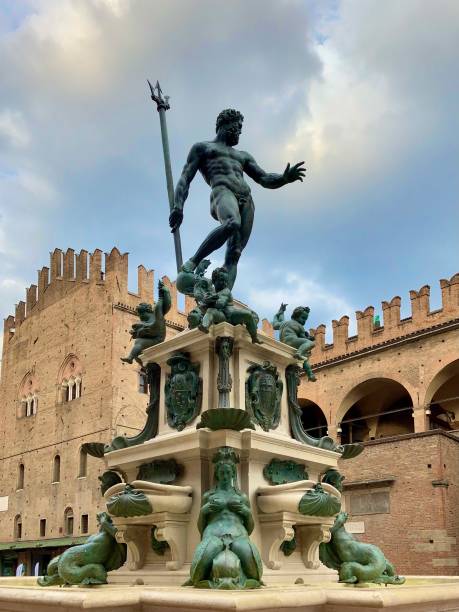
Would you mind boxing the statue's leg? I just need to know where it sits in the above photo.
[230,537,263,582]
[121,339,150,364]
[189,536,224,585]
[229,310,261,344]
[189,188,241,267]
[224,196,254,289]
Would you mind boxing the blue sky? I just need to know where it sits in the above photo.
[0,0,458,341]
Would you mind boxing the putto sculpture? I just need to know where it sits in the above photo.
[121,279,171,364]
[186,447,262,589]
[273,303,316,381]
[170,108,305,289]
[183,265,261,343]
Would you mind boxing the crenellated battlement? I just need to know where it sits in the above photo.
[261,273,459,365]
[308,273,459,365]
[3,247,160,339]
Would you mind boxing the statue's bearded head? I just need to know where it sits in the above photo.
[212,267,229,291]
[216,109,244,146]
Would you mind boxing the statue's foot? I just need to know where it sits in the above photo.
[308,373,317,382]
[120,357,133,364]
[181,258,197,273]
[251,336,263,345]
[293,351,304,360]
[198,324,210,334]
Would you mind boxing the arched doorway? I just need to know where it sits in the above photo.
[299,399,328,438]
[338,378,414,444]
[425,359,459,431]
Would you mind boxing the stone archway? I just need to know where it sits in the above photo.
[299,399,328,439]
[337,377,415,444]
[424,359,459,430]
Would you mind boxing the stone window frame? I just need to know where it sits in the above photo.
[57,355,83,405]
[14,514,22,539]
[52,454,61,483]
[78,447,88,478]
[64,507,74,536]
[17,463,25,490]
[17,373,39,419]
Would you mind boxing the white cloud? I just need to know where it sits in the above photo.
[0,109,30,148]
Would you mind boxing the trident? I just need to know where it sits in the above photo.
[147,80,183,272]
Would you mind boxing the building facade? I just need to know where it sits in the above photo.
[0,247,188,576]
[292,273,459,574]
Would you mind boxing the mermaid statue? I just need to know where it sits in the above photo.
[186,446,263,589]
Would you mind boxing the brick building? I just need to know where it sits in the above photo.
[0,247,188,576]
[1,248,458,577]
[292,273,459,574]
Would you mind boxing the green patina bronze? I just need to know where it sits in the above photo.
[298,483,341,517]
[121,280,171,365]
[263,459,308,485]
[99,471,123,496]
[246,361,282,431]
[186,447,262,589]
[165,352,202,431]
[170,109,305,291]
[180,265,261,343]
[105,362,161,452]
[137,458,182,484]
[319,512,405,584]
[38,512,126,586]
[285,365,363,459]
[273,304,316,381]
[197,408,255,431]
[321,468,345,493]
[281,527,297,556]
[152,529,170,555]
[106,484,152,517]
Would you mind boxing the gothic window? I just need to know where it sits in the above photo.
[64,508,74,535]
[14,515,22,539]
[40,518,46,537]
[17,463,24,490]
[58,356,83,404]
[52,454,61,483]
[18,373,39,418]
[78,447,87,478]
[81,514,89,534]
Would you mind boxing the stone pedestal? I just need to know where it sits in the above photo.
[103,323,340,586]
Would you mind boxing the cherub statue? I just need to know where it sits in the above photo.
[186,446,262,589]
[121,279,171,364]
[199,268,261,343]
[273,304,316,381]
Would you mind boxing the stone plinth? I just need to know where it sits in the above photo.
[102,322,341,586]
[2,579,459,612]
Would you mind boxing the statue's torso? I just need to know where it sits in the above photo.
[198,142,251,196]
[279,319,304,342]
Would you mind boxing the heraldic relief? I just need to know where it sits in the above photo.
[165,352,203,430]
[245,361,283,431]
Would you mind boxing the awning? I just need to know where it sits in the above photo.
[0,536,88,551]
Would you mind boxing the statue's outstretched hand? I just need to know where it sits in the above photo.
[283,161,306,183]
[280,302,288,313]
[169,207,183,232]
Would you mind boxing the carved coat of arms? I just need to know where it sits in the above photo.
[165,352,202,431]
[245,361,283,431]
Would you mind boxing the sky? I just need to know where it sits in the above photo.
[0,0,458,341]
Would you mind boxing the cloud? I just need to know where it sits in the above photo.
[0,110,30,148]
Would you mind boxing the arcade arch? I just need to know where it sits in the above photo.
[337,377,415,444]
[299,399,328,438]
[424,359,459,431]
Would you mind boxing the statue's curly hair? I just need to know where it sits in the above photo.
[137,302,153,314]
[291,306,310,321]
[216,109,244,133]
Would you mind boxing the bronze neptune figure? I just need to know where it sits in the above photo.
[170,109,305,288]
